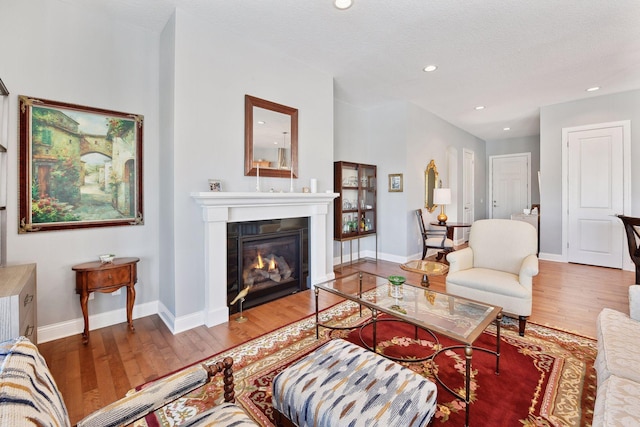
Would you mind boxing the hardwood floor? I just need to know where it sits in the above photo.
[37,259,634,424]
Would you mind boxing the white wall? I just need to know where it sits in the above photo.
[0,0,161,341]
[370,102,409,262]
[405,103,486,259]
[0,0,334,340]
[160,9,335,327]
[333,100,486,263]
[539,89,640,256]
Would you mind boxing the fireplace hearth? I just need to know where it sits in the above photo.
[227,218,308,313]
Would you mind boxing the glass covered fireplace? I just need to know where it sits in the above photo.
[227,218,309,313]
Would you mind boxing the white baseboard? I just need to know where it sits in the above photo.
[538,252,565,263]
[37,300,158,344]
[157,301,214,334]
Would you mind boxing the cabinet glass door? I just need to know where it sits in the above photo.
[340,163,359,237]
[359,165,376,234]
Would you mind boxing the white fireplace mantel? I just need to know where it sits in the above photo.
[191,191,339,327]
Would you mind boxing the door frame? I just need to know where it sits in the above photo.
[462,148,474,242]
[561,120,631,269]
[488,152,531,219]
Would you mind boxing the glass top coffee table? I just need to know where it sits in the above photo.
[314,271,502,427]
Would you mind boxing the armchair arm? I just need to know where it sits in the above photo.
[630,285,640,321]
[76,357,234,427]
[446,247,473,273]
[518,254,539,288]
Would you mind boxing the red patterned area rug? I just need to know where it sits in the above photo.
[134,300,597,427]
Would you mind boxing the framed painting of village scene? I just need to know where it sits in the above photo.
[18,96,144,233]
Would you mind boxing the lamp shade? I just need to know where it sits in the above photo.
[433,188,451,205]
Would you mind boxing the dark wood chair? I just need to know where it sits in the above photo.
[416,209,453,260]
[617,215,640,284]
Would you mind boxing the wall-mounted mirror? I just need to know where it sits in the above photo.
[245,95,298,178]
[425,159,439,212]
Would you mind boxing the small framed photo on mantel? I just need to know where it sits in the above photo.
[208,179,222,192]
[388,173,403,192]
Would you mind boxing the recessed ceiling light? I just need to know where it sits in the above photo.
[423,65,438,72]
[475,105,485,110]
[334,0,353,9]
[586,86,600,92]
[257,120,265,125]
[503,127,511,131]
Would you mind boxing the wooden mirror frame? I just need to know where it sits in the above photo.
[244,95,298,178]
[425,159,439,212]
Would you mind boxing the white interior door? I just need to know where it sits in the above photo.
[490,154,530,219]
[567,125,624,268]
[462,149,474,241]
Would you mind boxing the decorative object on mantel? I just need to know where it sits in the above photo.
[18,96,144,233]
[208,179,222,192]
[433,187,451,224]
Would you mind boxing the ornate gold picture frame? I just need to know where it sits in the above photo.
[18,96,144,233]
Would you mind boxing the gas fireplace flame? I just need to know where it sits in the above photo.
[255,252,278,271]
[256,252,264,269]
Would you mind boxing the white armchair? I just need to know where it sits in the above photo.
[446,219,539,336]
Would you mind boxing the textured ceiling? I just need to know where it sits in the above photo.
[58,0,640,141]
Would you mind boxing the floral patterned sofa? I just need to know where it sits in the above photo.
[0,336,257,426]
[593,285,640,426]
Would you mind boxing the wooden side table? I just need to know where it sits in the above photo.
[430,221,472,240]
[400,259,449,287]
[72,257,139,344]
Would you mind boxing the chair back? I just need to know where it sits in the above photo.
[415,209,427,237]
[617,215,640,284]
[468,219,537,274]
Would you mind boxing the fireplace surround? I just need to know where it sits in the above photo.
[191,192,338,326]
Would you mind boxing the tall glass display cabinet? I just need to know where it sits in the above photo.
[333,161,377,266]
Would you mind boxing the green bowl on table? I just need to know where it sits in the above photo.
[388,275,406,286]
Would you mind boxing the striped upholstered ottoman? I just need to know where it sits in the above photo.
[272,338,437,427]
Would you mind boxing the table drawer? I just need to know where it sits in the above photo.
[87,267,131,289]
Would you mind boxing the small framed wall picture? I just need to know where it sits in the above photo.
[208,179,222,192]
[388,173,403,192]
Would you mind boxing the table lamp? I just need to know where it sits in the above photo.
[433,188,451,225]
